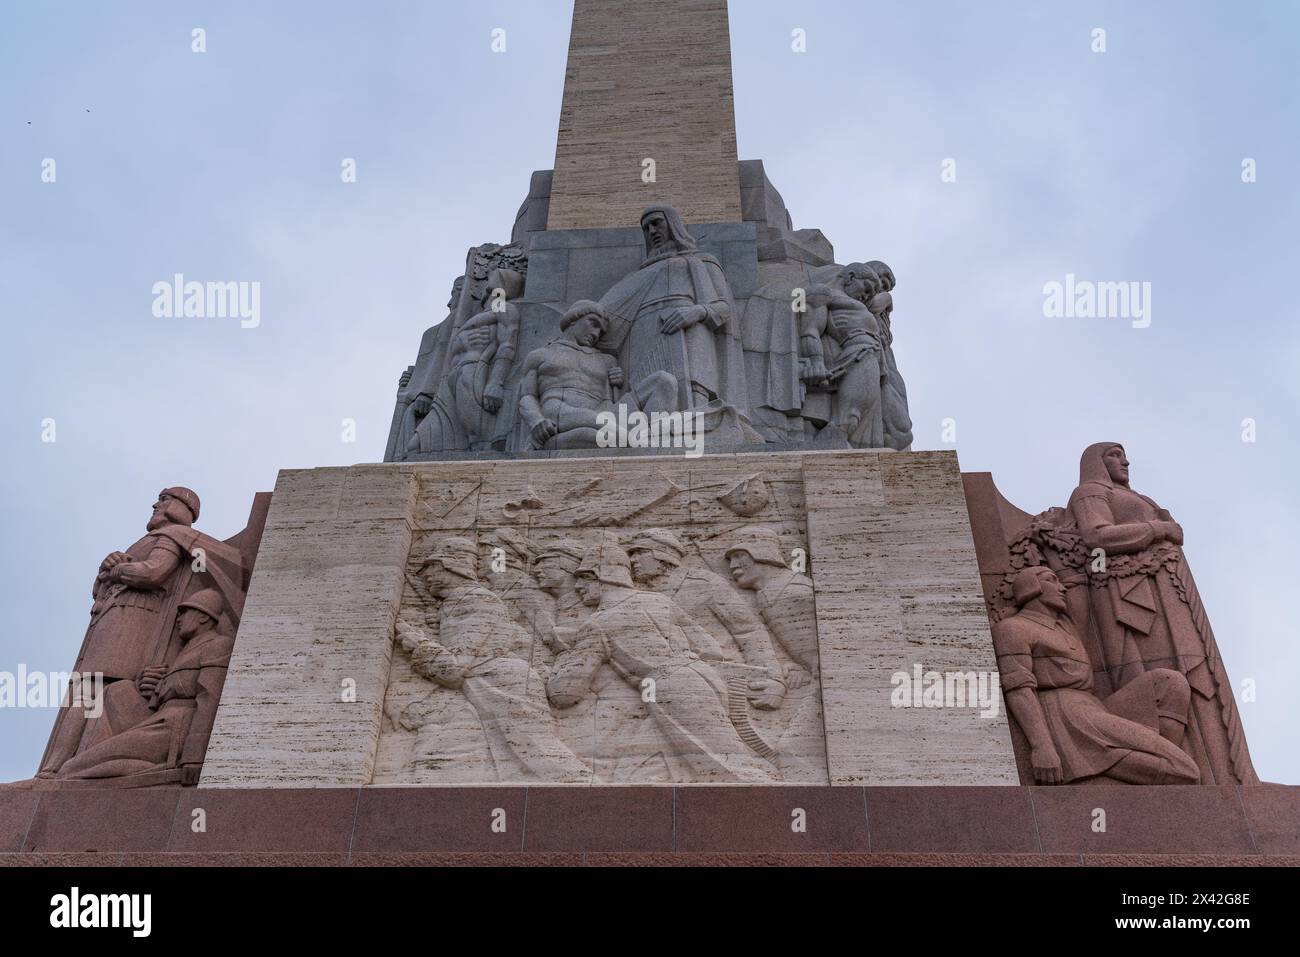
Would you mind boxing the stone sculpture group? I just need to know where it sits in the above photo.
[388,203,912,458]
[986,443,1257,786]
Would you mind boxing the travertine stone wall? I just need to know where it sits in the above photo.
[200,466,416,786]
[200,451,1018,787]
[547,0,742,229]
[805,452,1019,785]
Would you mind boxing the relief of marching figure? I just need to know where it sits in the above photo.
[982,442,1258,785]
[378,512,828,784]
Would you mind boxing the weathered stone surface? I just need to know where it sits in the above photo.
[203,450,1016,788]
[803,451,1019,786]
[547,0,742,229]
[200,467,414,787]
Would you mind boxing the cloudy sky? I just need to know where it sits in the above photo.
[1,1,1296,783]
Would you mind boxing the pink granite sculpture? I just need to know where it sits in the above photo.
[994,567,1200,785]
[35,488,268,786]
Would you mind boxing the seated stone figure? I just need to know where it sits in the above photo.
[56,588,234,785]
[993,566,1200,785]
[517,299,676,450]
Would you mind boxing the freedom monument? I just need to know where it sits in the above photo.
[5,0,1291,865]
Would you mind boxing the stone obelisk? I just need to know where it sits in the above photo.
[546,0,743,229]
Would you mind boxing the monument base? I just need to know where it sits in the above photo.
[3,784,1296,864]
[199,449,1018,788]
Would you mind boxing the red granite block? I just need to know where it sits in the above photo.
[1238,784,1300,856]
[522,787,673,852]
[350,851,585,867]
[0,852,129,866]
[123,851,349,867]
[167,788,358,852]
[351,787,526,853]
[1031,785,1255,855]
[675,786,868,852]
[0,790,38,852]
[23,789,180,852]
[830,852,1080,867]
[866,786,1039,852]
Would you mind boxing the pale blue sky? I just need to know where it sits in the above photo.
[1,1,1297,782]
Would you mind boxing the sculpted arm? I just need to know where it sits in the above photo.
[109,539,184,589]
[484,305,520,407]
[993,623,1063,784]
[547,628,605,709]
[1072,495,1171,555]
[179,651,232,782]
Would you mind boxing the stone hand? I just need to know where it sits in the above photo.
[660,304,706,334]
[480,384,504,414]
[99,551,130,572]
[801,358,829,385]
[608,365,625,389]
[532,418,559,445]
[395,623,426,654]
[784,664,811,689]
[1030,744,1064,784]
[747,676,787,711]
[411,394,433,418]
[1162,521,1185,546]
[136,665,167,696]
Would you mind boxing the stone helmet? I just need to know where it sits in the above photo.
[576,533,635,588]
[533,539,586,570]
[420,537,480,581]
[1012,566,1057,606]
[178,587,224,623]
[626,528,686,567]
[724,526,787,568]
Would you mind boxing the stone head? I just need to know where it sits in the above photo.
[448,276,465,312]
[1012,567,1067,615]
[419,537,480,596]
[1103,446,1130,486]
[626,528,685,584]
[725,527,787,590]
[176,587,223,642]
[149,487,200,531]
[560,300,610,347]
[866,261,895,292]
[839,264,881,305]
[639,204,697,258]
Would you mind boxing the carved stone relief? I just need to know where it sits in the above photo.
[373,461,827,784]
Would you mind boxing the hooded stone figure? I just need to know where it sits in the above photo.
[596,204,754,439]
[1065,442,1257,785]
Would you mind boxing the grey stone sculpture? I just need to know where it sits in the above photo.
[516,299,676,450]
[383,168,915,458]
[407,268,523,455]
